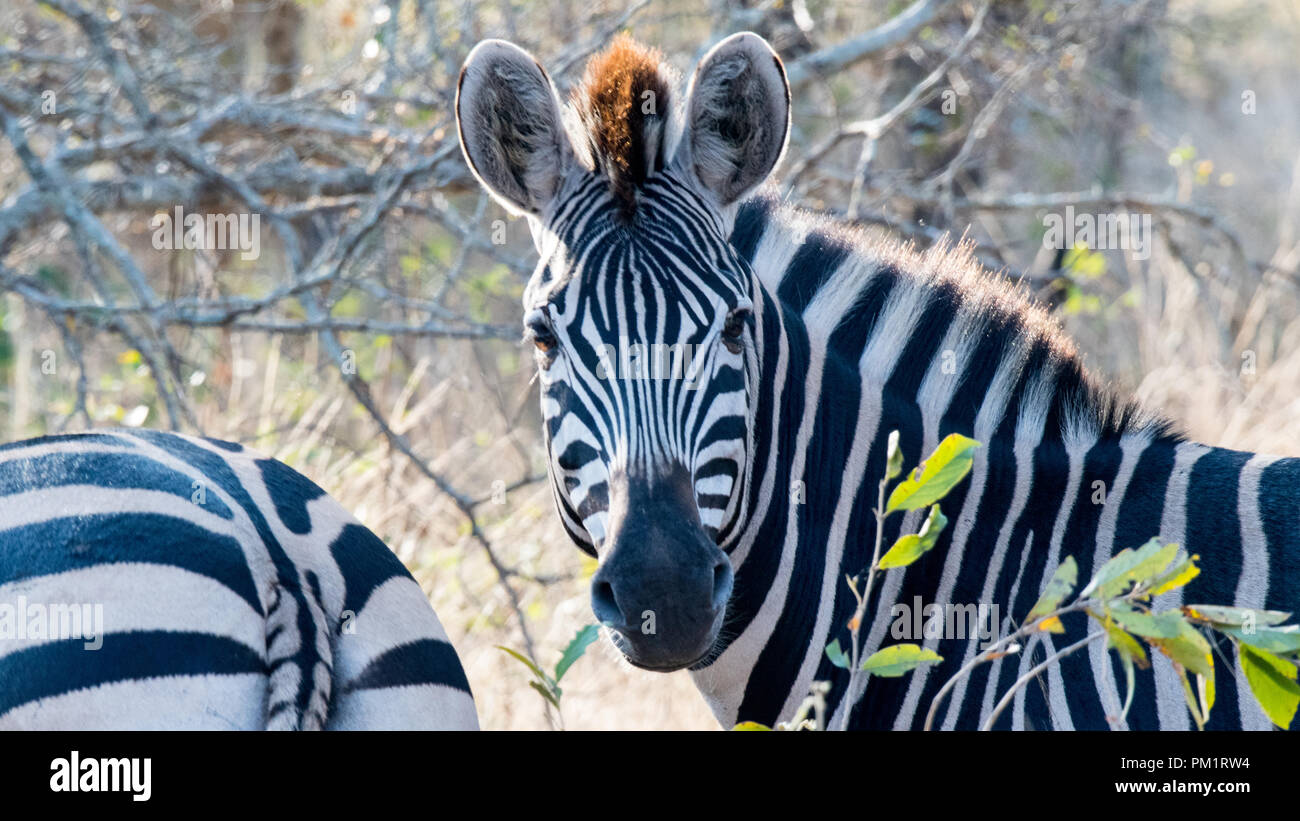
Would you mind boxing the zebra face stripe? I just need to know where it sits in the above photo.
[528,174,754,548]
[524,174,753,670]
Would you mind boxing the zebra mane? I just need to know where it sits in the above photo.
[738,190,1182,443]
[571,34,677,218]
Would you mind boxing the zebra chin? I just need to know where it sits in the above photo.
[602,621,726,673]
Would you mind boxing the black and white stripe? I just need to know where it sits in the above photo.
[708,196,1299,730]
[457,31,1298,730]
[530,172,753,551]
[0,430,477,730]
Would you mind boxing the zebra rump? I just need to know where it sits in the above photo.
[0,430,477,730]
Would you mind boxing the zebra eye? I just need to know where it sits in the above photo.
[526,320,558,358]
[722,308,749,353]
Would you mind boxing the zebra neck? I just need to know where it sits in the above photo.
[693,193,1300,729]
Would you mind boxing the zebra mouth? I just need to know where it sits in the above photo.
[625,650,713,673]
[605,627,720,673]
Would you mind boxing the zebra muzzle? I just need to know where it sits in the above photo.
[589,478,734,671]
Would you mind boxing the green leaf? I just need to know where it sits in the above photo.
[825,638,850,669]
[1150,621,1215,679]
[1217,625,1300,655]
[860,644,943,677]
[884,434,981,514]
[1106,603,1184,639]
[1103,620,1150,670]
[885,429,904,480]
[496,645,554,688]
[1239,645,1300,729]
[528,679,561,709]
[1183,604,1291,627]
[1200,671,1216,718]
[1149,553,1200,596]
[1125,539,1179,587]
[732,721,774,731]
[1081,538,1178,600]
[879,534,921,571]
[1116,644,1136,724]
[878,505,948,569]
[554,624,600,682]
[1179,670,1207,731]
[1063,242,1107,279]
[1028,556,1077,621]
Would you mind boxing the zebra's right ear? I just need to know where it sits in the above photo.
[456,40,574,217]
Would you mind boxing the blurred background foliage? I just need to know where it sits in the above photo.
[1,0,1297,728]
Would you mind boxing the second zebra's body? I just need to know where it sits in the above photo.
[455,32,1299,730]
[0,430,477,730]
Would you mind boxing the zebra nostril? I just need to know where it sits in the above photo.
[711,559,734,612]
[591,578,624,628]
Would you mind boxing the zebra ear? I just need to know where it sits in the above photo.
[675,32,790,207]
[456,40,574,217]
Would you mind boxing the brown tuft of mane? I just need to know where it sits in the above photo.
[573,33,673,218]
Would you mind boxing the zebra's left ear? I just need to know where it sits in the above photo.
[674,32,790,207]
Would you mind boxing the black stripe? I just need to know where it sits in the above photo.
[203,437,244,452]
[0,512,262,614]
[0,451,234,519]
[776,229,853,314]
[1052,435,1123,730]
[729,196,774,263]
[845,288,971,729]
[1183,448,1251,608]
[1183,447,1251,731]
[1106,438,1177,730]
[345,638,472,695]
[826,264,898,362]
[713,299,808,660]
[0,631,264,719]
[738,323,862,722]
[984,408,1071,730]
[329,523,413,622]
[1258,458,1300,612]
[822,387,926,728]
[257,458,327,535]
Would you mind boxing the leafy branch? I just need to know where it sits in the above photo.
[737,429,1299,733]
[825,430,980,730]
[736,429,980,730]
[497,624,600,730]
[925,538,1300,730]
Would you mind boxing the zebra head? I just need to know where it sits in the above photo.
[457,33,790,670]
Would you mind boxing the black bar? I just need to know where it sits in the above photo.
[2,730,1289,807]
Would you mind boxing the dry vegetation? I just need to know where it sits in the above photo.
[1,0,1297,729]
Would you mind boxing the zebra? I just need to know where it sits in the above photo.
[0,429,478,730]
[455,31,1299,730]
